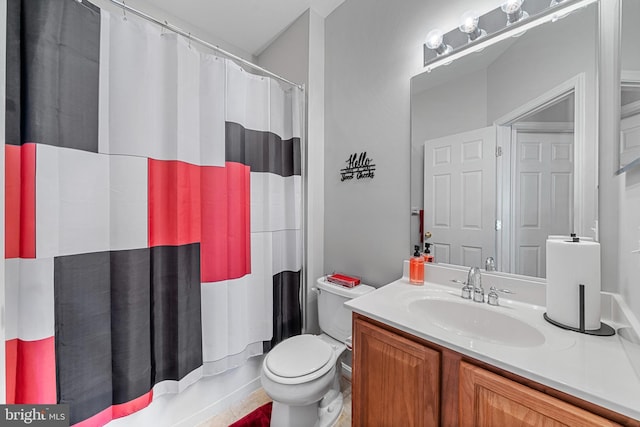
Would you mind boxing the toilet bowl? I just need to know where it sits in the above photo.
[260,277,374,427]
[261,334,345,427]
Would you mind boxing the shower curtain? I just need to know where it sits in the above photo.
[5,0,303,425]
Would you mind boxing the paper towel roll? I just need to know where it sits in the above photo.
[546,238,601,330]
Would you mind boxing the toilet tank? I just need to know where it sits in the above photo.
[316,277,375,342]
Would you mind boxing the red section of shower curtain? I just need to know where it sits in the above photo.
[5,337,56,404]
[72,391,154,427]
[201,161,251,283]
[5,143,36,259]
[148,159,251,283]
[148,159,202,247]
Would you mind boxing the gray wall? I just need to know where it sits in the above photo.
[412,69,488,143]
[258,10,310,87]
[486,8,597,125]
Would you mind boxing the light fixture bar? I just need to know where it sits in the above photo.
[422,0,597,73]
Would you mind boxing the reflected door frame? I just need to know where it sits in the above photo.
[495,73,590,274]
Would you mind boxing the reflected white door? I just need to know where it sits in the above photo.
[513,132,573,277]
[621,112,640,167]
[423,126,496,269]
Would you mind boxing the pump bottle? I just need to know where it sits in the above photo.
[423,242,434,263]
[409,245,424,285]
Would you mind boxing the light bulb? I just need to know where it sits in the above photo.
[502,0,523,14]
[459,11,479,33]
[501,0,529,25]
[425,29,444,50]
[459,10,486,42]
[425,29,452,56]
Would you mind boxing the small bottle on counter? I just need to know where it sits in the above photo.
[409,245,424,285]
[423,242,434,263]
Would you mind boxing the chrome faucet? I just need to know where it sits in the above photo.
[455,266,515,305]
[467,267,484,303]
[485,256,496,272]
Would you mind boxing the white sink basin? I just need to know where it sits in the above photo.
[407,297,546,348]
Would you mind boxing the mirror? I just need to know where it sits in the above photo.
[410,2,599,278]
[620,0,640,171]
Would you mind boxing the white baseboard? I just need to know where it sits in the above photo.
[341,361,352,381]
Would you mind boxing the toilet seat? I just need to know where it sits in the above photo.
[263,335,338,385]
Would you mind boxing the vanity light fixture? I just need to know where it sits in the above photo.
[424,29,452,56]
[459,10,486,42]
[502,0,529,25]
[422,0,596,73]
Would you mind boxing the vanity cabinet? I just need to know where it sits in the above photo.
[459,362,619,426]
[352,316,440,426]
[352,313,637,427]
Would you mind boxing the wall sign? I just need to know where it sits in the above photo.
[340,152,376,181]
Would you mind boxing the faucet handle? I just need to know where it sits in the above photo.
[485,257,496,271]
[486,286,515,306]
[461,284,473,299]
[487,288,499,306]
[451,279,473,299]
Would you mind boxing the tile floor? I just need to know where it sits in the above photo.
[199,376,352,427]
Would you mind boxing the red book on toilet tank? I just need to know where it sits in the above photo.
[327,273,361,288]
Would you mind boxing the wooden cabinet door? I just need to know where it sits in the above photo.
[352,317,440,427]
[459,362,621,427]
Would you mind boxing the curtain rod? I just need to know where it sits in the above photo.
[99,0,304,90]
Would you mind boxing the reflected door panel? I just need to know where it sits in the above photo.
[424,126,496,268]
[513,132,573,277]
[621,113,640,167]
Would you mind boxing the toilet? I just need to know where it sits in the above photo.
[261,277,374,427]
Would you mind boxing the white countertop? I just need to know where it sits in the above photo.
[345,276,640,421]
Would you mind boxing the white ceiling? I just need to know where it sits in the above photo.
[148,0,345,56]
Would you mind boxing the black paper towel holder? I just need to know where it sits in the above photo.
[543,284,615,336]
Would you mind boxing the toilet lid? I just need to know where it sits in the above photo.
[265,335,333,378]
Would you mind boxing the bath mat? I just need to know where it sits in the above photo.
[229,402,272,427]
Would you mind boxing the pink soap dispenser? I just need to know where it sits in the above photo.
[409,245,424,285]
[423,242,434,263]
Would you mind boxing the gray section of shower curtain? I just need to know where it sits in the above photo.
[6,0,100,151]
[225,121,301,176]
[264,270,302,352]
[54,244,203,425]
[5,0,21,146]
